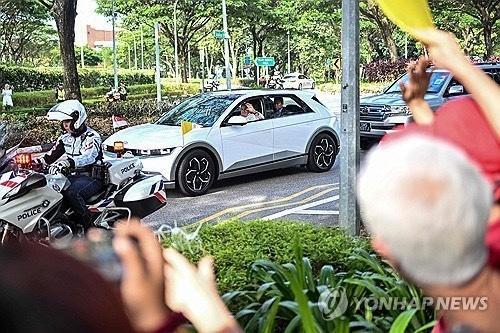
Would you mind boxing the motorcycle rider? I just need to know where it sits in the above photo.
[34,100,103,230]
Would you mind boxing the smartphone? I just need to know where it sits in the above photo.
[64,228,123,283]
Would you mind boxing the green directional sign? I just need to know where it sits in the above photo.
[244,55,251,65]
[213,30,225,39]
[254,57,275,67]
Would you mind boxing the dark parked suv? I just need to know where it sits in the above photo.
[360,62,500,144]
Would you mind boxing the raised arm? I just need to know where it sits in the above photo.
[423,30,500,137]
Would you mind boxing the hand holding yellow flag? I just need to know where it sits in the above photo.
[373,0,435,42]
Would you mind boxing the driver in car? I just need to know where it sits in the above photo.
[34,100,103,231]
[240,102,264,122]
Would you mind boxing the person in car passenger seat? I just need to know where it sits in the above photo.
[273,96,285,118]
[34,100,103,231]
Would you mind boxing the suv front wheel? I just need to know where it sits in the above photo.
[177,149,216,196]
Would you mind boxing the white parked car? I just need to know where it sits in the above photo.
[103,90,339,196]
[282,73,315,90]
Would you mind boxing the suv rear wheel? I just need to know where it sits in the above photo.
[307,133,337,172]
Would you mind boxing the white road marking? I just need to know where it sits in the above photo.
[262,195,340,220]
[294,210,339,215]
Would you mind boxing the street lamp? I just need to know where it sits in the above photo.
[174,0,179,83]
[222,0,231,90]
[112,0,118,90]
[287,30,291,74]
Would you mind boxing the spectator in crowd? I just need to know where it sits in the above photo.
[358,135,498,333]
[0,241,136,333]
[2,84,13,112]
[55,83,65,103]
[119,81,128,101]
[382,30,500,333]
[386,30,500,218]
[113,219,242,333]
[0,219,242,333]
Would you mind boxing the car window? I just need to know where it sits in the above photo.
[386,71,450,94]
[156,94,240,127]
[445,78,468,96]
[484,68,500,85]
[270,95,313,118]
[283,75,295,80]
[225,97,265,123]
[298,75,305,79]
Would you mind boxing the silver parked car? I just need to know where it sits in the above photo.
[360,62,500,145]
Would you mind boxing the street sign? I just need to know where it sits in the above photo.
[254,56,275,67]
[244,55,251,65]
[332,58,341,70]
[213,30,225,40]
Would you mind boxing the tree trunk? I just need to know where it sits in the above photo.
[482,22,493,59]
[179,45,188,83]
[229,38,238,79]
[52,0,81,101]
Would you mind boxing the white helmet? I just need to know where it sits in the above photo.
[47,100,87,130]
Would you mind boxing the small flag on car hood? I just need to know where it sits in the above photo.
[112,114,128,129]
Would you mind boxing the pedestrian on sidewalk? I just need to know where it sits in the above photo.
[2,84,13,112]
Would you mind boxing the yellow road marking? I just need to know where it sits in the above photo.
[234,187,336,219]
[188,184,336,228]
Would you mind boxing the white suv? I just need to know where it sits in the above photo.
[103,90,339,196]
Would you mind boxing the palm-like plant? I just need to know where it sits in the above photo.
[223,240,436,333]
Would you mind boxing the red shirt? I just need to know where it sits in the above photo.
[383,97,500,200]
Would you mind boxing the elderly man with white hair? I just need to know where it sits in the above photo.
[358,135,499,333]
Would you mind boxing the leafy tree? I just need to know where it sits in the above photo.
[37,0,81,100]
[433,0,499,58]
[97,0,219,82]
[0,0,56,65]
[75,46,103,67]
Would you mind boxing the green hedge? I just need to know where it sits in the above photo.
[11,83,200,108]
[0,65,154,91]
[160,220,369,293]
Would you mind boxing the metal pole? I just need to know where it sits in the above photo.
[222,0,231,90]
[80,46,85,68]
[287,30,290,74]
[187,44,191,80]
[112,0,118,90]
[339,0,360,236]
[134,34,138,69]
[128,44,131,69]
[200,48,205,92]
[154,23,162,106]
[405,34,408,59]
[140,25,144,70]
[174,0,179,83]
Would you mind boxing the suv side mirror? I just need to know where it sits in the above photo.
[227,115,248,126]
[448,85,464,95]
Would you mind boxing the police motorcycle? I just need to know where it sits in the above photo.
[0,141,167,245]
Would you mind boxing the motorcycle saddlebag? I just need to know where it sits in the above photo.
[113,174,166,219]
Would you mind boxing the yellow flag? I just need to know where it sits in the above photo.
[181,120,193,135]
[373,0,435,41]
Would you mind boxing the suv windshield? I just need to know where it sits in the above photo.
[156,94,240,127]
[385,71,450,94]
